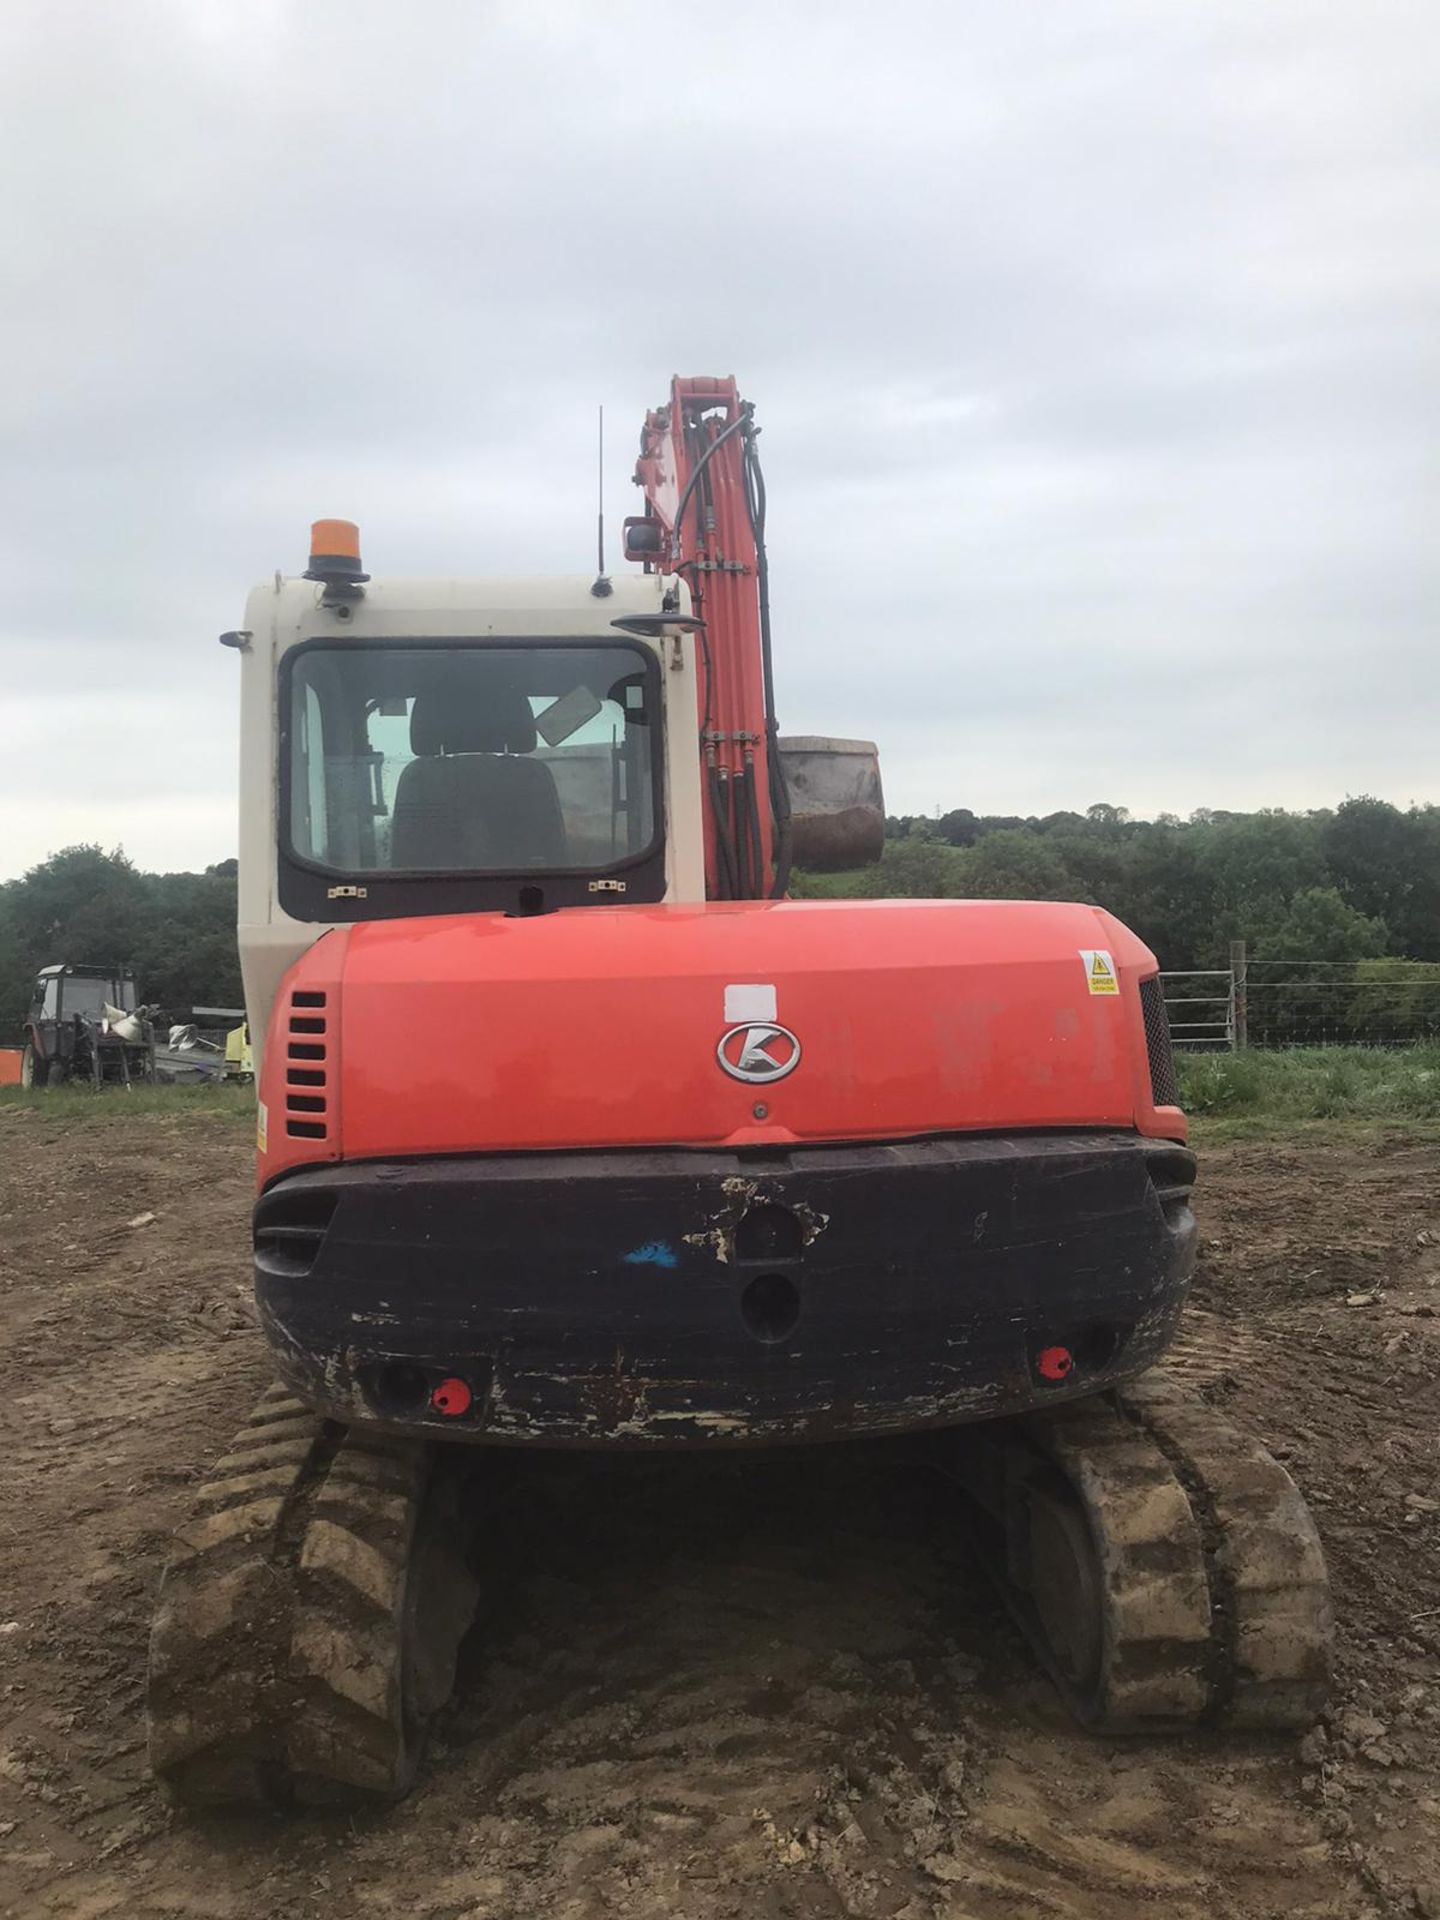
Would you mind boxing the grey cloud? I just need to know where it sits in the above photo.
[1,0,1438,874]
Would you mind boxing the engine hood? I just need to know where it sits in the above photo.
[256,901,1178,1177]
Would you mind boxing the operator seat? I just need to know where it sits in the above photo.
[390,686,567,870]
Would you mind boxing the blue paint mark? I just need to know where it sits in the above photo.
[623,1241,679,1270]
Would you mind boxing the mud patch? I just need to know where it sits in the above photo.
[1,1112,1438,1917]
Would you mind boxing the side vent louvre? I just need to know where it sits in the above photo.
[1139,975,1180,1109]
[1142,1141,1196,1225]
[254,1187,338,1279]
[284,989,333,1140]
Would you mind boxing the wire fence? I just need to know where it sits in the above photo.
[1160,952,1440,1050]
[1244,958,1440,1048]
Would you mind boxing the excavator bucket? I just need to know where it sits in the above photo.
[777,736,885,870]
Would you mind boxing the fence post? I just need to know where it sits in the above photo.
[1230,940,1248,1050]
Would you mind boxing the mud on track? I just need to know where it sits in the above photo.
[2,1103,1439,1919]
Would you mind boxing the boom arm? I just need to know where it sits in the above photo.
[626,376,791,900]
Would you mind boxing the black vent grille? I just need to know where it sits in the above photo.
[285,989,331,1139]
[254,1186,338,1278]
[1139,975,1180,1108]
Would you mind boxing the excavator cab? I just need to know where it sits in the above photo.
[284,642,660,905]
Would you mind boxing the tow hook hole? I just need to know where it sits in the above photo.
[1075,1322,1123,1369]
[733,1202,806,1264]
[741,1273,801,1344]
[367,1362,430,1414]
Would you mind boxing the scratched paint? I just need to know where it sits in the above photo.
[682,1183,832,1266]
[264,1319,1184,1447]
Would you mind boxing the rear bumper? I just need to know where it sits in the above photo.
[254,1132,1197,1447]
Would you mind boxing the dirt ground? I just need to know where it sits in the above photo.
[2,1104,1439,1920]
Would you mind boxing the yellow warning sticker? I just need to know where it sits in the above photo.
[256,1099,268,1154]
[1079,949,1120,995]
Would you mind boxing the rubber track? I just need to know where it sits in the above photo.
[147,1384,476,1810]
[1020,1396,1214,1731]
[1006,1381,1332,1734]
[1119,1377,1334,1729]
[147,1384,325,1807]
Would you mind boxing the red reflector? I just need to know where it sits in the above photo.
[1036,1346,1074,1383]
[431,1376,473,1417]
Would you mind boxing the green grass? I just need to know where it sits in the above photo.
[0,1080,256,1126]
[1179,1044,1440,1139]
[6,1049,1438,1146]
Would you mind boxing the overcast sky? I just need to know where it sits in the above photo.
[1,0,1436,878]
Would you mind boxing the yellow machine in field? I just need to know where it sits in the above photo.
[224,1022,253,1081]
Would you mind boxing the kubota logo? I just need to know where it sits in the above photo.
[716,1022,802,1084]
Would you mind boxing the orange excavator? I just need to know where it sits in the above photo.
[147,377,1331,1809]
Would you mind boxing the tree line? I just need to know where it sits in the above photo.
[3,796,1438,1043]
[798,795,1440,972]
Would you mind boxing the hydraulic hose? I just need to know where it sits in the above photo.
[742,763,762,899]
[741,423,793,897]
[708,761,739,899]
[671,407,753,553]
[732,764,752,898]
[743,757,765,903]
[675,400,794,899]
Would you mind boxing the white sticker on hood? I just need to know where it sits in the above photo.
[724,983,778,1023]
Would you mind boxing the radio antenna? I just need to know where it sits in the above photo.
[591,403,612,597]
